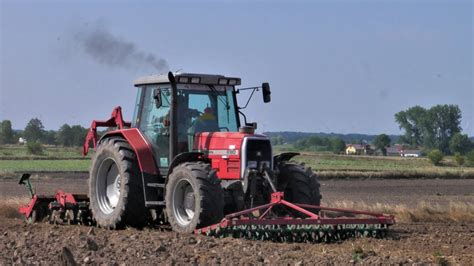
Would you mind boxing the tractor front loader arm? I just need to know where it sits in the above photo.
[83,106,131,156]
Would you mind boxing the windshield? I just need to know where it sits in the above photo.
[177,84,239,134]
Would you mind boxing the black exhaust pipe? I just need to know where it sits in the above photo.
[168,72,178,161]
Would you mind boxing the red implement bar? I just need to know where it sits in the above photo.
[18,194,39,219]
[196,192,395,235]
[83,106,131,156]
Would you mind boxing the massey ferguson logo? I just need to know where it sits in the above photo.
[207,149,239,156]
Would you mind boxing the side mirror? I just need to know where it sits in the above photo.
[153,88,162,108]
[262,82,271,103]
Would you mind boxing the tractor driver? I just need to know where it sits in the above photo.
[192,106,218,133]
[184,106,219,151]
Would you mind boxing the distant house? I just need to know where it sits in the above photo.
[400,149,422,157]
[345,144,371,155]
[386,146,402,156]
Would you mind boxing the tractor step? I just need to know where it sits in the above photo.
[145,200,165,207]
[146,183,165,188]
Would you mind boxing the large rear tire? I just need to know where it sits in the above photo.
[165,162,224,233]
[277,162,321,206]
[89,137,147,229]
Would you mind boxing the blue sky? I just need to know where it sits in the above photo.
[1,0,472,135]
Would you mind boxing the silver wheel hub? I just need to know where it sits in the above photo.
[96,158,121,214]
[172,179,196,226]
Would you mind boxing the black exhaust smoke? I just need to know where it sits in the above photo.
[74,26,169,71]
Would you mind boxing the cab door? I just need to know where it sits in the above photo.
[136,85,171,168]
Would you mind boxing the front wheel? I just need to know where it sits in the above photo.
[89,138,147,229]
[165,162,224,233]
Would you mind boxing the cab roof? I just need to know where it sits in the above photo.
[134,72,241,87]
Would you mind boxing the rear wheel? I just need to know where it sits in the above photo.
[165,162,224,233]
[277,162,321,206]
[89,138,146,229]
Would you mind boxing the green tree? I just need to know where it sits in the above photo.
[0,120,15,144]
[427,149,444,166]
[57,124,73,146]
[71,125,87,146]
[43,130,57,145]
[270,135,284,145]
[330,138,346,154]
[395,104,462,153]
[373,134,391,156]
[24,118,45,142]
[426,105,462,153]
[307,136,323,147]
[449,133,472,155]
[294,138,308,150]
[395,106,427,147]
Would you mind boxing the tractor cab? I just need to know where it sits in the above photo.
[132,73,269,170]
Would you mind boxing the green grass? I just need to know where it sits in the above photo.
[1,144,473,179]
[297,153,432,171]
[0,159,90,172]
[0,145,86,159]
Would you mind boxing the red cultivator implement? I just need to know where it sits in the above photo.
[196,192,394,243]
[18,174,92,225]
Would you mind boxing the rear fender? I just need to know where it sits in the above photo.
[99,129,158,175]
[273,152,300,167]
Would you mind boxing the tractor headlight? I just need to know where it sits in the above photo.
[178,77,189,83]
[190,77,201,83]
[247,161,257,169]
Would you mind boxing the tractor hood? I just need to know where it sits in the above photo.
[193,131,268,153]
[193,132,272,180]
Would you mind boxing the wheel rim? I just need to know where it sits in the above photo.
[96,158,121,214]
[172,179,196,227]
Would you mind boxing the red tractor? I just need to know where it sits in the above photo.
[83,72,321,233]
[19,71,393,242]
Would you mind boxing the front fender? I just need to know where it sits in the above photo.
[99,129,158,175]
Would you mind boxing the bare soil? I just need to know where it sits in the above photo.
[1,175,473,264]
[1,218,472,265]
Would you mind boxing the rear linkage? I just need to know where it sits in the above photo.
[18,174,93,225]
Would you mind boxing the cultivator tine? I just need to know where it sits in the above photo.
[200,223,390,243]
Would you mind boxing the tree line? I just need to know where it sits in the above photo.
[395,104,473,155]
[271,135,346,154]
[0,118,88,147]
